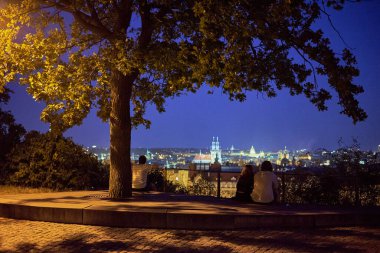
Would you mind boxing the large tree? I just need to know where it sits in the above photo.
[0,0,366,198]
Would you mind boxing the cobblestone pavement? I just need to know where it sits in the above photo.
[0,218,379,253]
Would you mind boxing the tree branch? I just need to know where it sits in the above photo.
[138,1,154,49]
[85,0,104,27]
[39,0,114,39]
[118,0,133,32]
[292,45,318,88]
[320,0,354,50]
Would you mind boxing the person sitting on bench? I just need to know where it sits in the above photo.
[235,165,256,202]
[251,161,279,204]
[132,155,151,190]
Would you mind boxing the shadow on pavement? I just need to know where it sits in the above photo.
[1,224,379,253]
[169,227,378,253]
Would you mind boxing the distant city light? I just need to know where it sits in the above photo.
[87,137,378,173]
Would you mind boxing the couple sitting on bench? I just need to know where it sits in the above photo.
[235,160,279,204]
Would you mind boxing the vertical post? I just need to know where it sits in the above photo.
[210,162,221,198]
[163,166,167,193]
[217,170,221,199]
[281,172,286,203]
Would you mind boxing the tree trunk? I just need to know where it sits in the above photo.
[109,69,133,198]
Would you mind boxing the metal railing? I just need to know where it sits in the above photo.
[159,167,380,205]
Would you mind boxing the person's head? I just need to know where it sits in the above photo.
[261,161,273,172]
[138,155,147,164]
[241,164,254,177]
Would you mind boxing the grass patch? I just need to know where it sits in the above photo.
[0,185,55,194]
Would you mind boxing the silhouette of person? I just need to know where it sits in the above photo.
[132,155,151,190]
[251,161,279,204]
[235,165,256,202]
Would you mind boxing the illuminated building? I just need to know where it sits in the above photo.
[249,146,257,157]
[192,150,211,164]
[298,153,312,160]
[210,136,222,163]
[146,149,153,160]
[276,146,289,165]
[192,137,223,166]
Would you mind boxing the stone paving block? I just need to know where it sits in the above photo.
[354,213,380,226]
[314,214,357,227]
[51,207,83,224]
[12,205,83,224]
[13,205,54,222]
[166,211,235,230]
[83,208,167,228]
[0,203,14,218]
[234,214,315,229]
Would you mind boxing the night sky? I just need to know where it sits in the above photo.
[4,1,380,151]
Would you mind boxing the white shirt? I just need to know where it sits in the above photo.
[251,171,279,203]
[132,164,151,189]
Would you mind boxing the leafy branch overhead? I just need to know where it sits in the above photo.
[0,0,366,133]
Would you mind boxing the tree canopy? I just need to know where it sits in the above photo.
[0,0,367,128]
[0,0,367,197]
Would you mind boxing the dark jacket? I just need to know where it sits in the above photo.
[235,167,254,202]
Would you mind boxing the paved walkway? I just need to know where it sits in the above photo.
[0,191,380,252]
[0,217,379,252]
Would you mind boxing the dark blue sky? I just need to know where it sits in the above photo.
[5,1,380,151]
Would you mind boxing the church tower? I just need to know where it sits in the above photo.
[249,146,256,156]
[211,137,222,164]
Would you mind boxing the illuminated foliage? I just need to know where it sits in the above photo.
[188,174,216,196]
[0,0,366,198]
[281,142,380,206]
[5,131,108,190]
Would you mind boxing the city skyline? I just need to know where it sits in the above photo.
[4,1,380,151]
